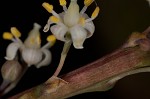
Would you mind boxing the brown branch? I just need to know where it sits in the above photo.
[9,27,150,99]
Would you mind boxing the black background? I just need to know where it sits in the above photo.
[0,0,150,99]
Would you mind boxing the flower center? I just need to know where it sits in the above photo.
[63,0,80,27]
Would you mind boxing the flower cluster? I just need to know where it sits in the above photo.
[0,0,100,95]
[43,0,100,49]
[3,23,56,68]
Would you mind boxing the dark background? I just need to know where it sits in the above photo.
[0,0,150,99]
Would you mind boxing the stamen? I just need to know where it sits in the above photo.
[51,11,60,19]
[50,16,60,23]
[85,6,100,23]
[42,2,60,21]
[80,6,87,15]
[59,0,67,12]
[84,0,93,6]
[42,2,53,13]
[91,6,100,19]
[43,18,52,32]
[47,35,56,46]
[10,27,21,38]
[62,6,68,12]
[3,32,13,40]
[59,0,66,6]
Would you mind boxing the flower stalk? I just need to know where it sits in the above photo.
[53,34,72,77]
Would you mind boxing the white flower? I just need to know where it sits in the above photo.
[147,0,150,6]
[3,23,56,68]
[42,0,100,49]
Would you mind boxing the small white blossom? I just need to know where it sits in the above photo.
[3,23,56,68]
[43,0,100,49]
[147,0,150,6]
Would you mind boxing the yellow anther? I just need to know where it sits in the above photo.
[47,35,56,46]
[84,0,93,6]
[10,27,21,38]
[59,0,66,6]
[79,17,85,26]
[91,6,100,19]
[3,32,13,40]
[42,2,53,13]
[50,16,60,23]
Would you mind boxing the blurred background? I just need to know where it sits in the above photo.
[0,0,150,99]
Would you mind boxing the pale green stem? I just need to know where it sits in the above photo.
[53,35,72,77]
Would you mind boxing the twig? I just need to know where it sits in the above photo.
[9,27,150,99]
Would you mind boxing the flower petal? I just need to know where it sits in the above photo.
[84,21,95,38]
[5,42,21,60]
[22,48,43,66]
[43,23,51,32]
[70,25,87,49]
[36,49,52,68]
[82,13,95,38]
[50,24,68,41]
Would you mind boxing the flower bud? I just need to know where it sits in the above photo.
[1,60,22,82]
